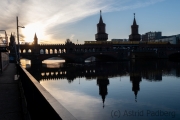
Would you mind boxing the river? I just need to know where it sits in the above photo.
[21,58,180,120]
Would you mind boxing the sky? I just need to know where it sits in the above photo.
[0,0,180,44]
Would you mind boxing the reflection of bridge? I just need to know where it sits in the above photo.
[28,62,129,82]
[27,60,180,82]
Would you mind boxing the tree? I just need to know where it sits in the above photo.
[65,39,73,44]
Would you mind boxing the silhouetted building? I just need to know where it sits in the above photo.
[142,32,180,44]
[95,10,108,41]
[142,31,162,41]
[150,34,180,44]
[129,13,141,41]
[97,77,109,108]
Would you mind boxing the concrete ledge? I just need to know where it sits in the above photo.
[20,66,77,120]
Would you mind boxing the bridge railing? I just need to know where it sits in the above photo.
[19,65,77,120]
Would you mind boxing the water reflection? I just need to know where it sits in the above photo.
[97,77,109,108]
[24,59,180,120]
[26,60,180,82]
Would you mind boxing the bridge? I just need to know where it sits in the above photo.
[9,34,180,65]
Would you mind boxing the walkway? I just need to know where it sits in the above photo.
[0,63,28,120]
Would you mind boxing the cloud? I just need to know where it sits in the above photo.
[0,0,164,43]
[107,0,165,12]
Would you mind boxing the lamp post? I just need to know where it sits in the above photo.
[16,16,25,64]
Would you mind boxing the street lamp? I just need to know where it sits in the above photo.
[16,16,25,64]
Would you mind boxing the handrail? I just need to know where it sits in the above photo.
[19,66,77,120]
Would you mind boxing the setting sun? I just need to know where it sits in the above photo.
[21,22,47,43]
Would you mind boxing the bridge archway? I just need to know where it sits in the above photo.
[45,49,49,54]
[28,49,32,53]
[54,49,58,54]
[23,49,26,53]
[40,49,44,54]
[50,49,53,54]
[42,57,65,68]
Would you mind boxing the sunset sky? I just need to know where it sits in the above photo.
[0,0,179,44]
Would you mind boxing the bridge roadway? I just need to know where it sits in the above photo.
[18,43,180,64]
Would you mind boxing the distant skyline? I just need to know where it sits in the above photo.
[0,0,179,44]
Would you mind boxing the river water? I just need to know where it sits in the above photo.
[21,59,180,120]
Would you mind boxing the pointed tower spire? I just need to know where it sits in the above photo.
[134,90,138,102]
[34,33,38,45]
[99,10,103,23]
[103,98,105,108]
[133,13,137,25]
[10,32,15,43]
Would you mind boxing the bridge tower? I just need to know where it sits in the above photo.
[129,13,141,41]
[32,33,39,54]
[33,33,38,45]
[95,10,108,41]
[31,33,41,65]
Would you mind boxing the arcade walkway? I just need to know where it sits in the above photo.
[0,63,29,120]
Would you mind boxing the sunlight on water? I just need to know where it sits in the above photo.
[42,60,65,68]
[42,60,65,64]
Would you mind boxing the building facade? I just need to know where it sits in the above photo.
[149,34,180,44]
[142,31,162,41]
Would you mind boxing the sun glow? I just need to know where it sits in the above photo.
[21,22,47,43]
